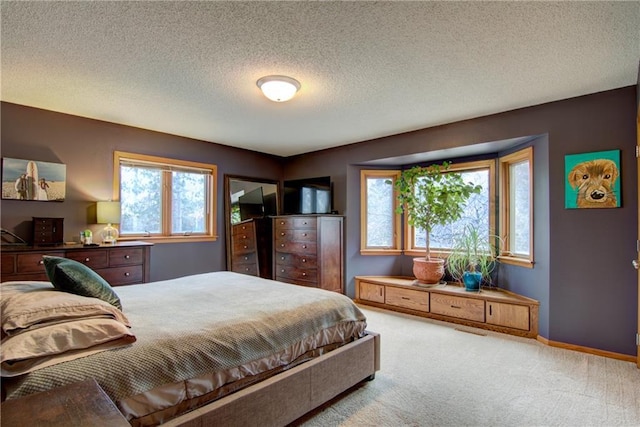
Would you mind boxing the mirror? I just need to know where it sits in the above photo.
[224,175,280,274]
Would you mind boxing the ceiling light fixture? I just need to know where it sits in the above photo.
[256,75,301,102]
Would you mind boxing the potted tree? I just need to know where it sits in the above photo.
[393,162,482,285]
[446,223,500,291]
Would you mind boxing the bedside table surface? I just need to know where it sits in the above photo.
[1,378,129,427]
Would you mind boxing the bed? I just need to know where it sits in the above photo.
[1,270,380,426]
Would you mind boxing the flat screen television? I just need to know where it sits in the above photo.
[238,187,265,221]
[283,176,332,215]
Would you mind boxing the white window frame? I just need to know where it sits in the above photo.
[113,151,217,243]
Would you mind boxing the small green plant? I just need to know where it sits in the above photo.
[447,224,500,286]
[392,162,482,260]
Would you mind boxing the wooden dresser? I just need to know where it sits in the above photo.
[355,276,539,338]
[1,241,152,286]
[230,218,272,279]
[272,215,344,293]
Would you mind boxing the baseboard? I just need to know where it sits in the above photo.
[537,335,636,363]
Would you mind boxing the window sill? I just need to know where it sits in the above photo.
[497,255,534,268]
[118,236,218,244]
[360,249,403,256]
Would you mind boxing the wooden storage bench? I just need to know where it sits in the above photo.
[355,276,539,338]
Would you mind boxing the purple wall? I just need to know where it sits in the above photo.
[0,103,283,281]
[284,86,638,356]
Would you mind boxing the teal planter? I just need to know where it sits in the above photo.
[463,271,482,291]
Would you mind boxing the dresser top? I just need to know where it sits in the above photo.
[1,240,153,253]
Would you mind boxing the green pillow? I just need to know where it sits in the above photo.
[42,256,122,310]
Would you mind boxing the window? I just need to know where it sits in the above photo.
[359,151,534,270]
[113,151,217,242]
[360,170,401,254]
[406,160,496,257]
[499,147,533,267]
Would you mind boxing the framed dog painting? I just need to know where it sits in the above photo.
[565,149,621,209]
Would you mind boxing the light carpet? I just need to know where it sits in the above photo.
[295,306,640,427]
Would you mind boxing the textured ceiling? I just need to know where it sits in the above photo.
[1,1,639,157]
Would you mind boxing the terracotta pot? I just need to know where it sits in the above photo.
[412,257,445,284]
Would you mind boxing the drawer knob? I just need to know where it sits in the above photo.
[302,272,306,276]
[281,269,285,273]
[244,256,248,260]
[242,226,246,230]
[124,272,130,276]
[38,260,44,265]
[245,268,249,271]
[302,245,307,249]
[242,235,247,239]
[280,256,285,260]
[280,221,284,225]
[302,258,306,263]
[303,233,307,236]
[125,255,130,259]
[280,232,285,236]
[243,245,248,249]
[85,258,90,262]
[281,243,285,247]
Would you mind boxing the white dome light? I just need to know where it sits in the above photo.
[256,75,301,102]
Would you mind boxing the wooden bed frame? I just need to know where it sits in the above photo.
[163,331,380,427]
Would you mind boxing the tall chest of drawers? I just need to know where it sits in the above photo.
[1,241,152,286]
[272,215,344,293]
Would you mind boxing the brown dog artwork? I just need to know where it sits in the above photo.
[567,158,619,208]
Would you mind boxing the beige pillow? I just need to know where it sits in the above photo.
[0,281,53,295]
[1,318,136,376]
[1,288,130,336]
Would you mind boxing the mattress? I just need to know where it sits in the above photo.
[2,271,367,426]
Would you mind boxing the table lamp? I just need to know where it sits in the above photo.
[97,201,121,244]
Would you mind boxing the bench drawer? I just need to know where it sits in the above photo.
[430,293,485,322]
[358,281,385,304]
[386,286,429,312]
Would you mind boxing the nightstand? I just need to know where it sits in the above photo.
[1,379,129,426]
